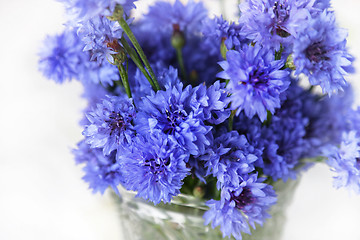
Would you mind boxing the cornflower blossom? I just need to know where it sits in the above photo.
[202,16,245,56]
[200,131,258,189]
[218,44,290,122]
[324,131,360,193]
[38,0,360,238]
[119,133,190,204]
[60,0,137,22]
[143,0,208,34]
[239,0,313,49]
[293,11,354,95]
[204,174,277,240]
[73,140,123,194]
[83,95,136,156]
[38,29,83,83]
[77,15,127,64]
[135,82,214,156]
[261,101,309,181]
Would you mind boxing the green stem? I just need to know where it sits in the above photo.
[118,64,132,98]
[175,48,187,82]
[228,110,236,131]
[120,37,156,90]
[118,17,160,91]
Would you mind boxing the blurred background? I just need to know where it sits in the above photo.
[0,0,360,239]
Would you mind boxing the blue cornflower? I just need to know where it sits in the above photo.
[77,15,127,64]
[38,29,83,83]
[324,131,360,193]
[60,0,137,22]
[303,85,354,155]
[202,16,246,56]
[293,11,354,95]
[239,0,312,49]
[135,82,212,156]
[313,0,331,10]
[130,64,179,100]
[73,140,123,194]
[200,131,258,189]
[201,81,231,125]
[119,132,190,204]
[204,174,277,240]
[234,113,265,167]
[260,84,309,181]
[79,60,120,86]
[83,95,136,156]
[143,0,208,34]
[218,44,290,122]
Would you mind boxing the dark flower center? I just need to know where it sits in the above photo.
[272,1,291,38]
[162,104,187,135]
[106,111,126,135]
[144,158,170,176]
[305,41,330,63]
[230,187,254,210]
[248,69,270,90]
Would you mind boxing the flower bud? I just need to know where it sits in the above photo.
[171,24,185,49]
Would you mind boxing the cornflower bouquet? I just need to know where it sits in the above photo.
[38,0,359,239]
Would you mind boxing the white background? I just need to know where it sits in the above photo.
[0,0,360,239]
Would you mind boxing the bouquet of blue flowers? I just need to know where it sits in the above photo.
[39,0,359,239]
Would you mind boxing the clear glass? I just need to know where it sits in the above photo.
[114,178,300,240]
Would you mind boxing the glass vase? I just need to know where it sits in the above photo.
[114,178,300,240]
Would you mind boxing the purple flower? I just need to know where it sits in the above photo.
[79,60,120,86]
[200,131,258,189]
[293,11,354,95]
[218,45,290,122]
[119,133,190,204]
[73,140,123,194]
[143,0,208,34]
[324,131,360,193]
[38,29,83,83]
[239,0,313,49]
[204,174,277,240]
[77,15,126,64]
[60,0,137,22]
[202,16,246,55]
[135,82,212,156]
[83,95,136,156]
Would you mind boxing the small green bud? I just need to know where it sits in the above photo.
[285,54,296,70]
[107,40,127,65]
[171,24,185,49]
[220,37,228,60]
[193,186,205,198]
[189,70,198,82]
[262,110,272,126]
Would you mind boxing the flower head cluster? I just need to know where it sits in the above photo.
[200,131,258,188]
[204,174,276,240]
[77,16,126,64]
[136,82,212,156]
[60,0,137,22]
[83,95,136,156]
[239,0,313,49]
[324,131,360,193]
[73,140,123,194]
[202,16,246,56]
[293,11,354,95]
[39,28,119,86]
[218,44,290,121]
[38,30,83,83]
[143,0,207,34]
[119,133,190,204]
[39,0,359,239]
